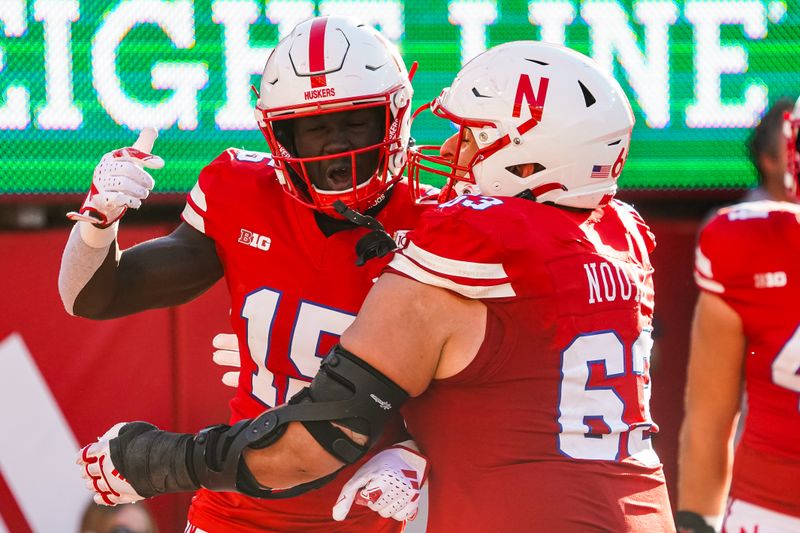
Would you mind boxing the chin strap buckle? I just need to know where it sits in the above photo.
[333,200,398,266]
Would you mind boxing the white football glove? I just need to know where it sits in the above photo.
[212,333,240,388]
[332,440,428,522]
[67,127,164,227]
[77,422,144,506]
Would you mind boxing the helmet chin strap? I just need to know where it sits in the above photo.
[515,188,536,201]
[333,200,398,267]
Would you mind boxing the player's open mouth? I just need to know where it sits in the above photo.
[323,164,355,191]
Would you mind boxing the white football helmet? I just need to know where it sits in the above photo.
[783,97,800,199]
[255,16,414,215]
[409,41,634,209]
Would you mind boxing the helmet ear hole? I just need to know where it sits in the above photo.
[506,162,545,178]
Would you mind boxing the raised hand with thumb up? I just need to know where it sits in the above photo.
[67,127,164,227]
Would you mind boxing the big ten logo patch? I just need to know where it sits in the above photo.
[754,271,787,288]
[239,229,271,251]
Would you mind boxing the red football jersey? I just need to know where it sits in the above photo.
[180,149,427,532]
[387,195,673,532]
[694,200,800,519]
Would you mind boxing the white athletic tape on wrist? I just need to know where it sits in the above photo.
[704,514,722,531]
[78,220,119,249]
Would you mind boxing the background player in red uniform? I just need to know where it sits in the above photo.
[676,100,800,533]
[61,16,429,532]
[78,40,673,532]
[740,99,798,203]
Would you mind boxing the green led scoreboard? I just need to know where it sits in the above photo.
[1,0,798,198]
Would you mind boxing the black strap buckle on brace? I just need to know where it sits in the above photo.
[189,345,408,499]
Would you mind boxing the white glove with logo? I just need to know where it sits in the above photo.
[67,127,164,227]
[332,440,428,522]
[212,333,240,388]
[77,422,144,506]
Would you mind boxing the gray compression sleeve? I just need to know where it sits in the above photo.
[58,221,119,316]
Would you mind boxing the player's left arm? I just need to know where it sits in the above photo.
[242,272,483,480]
[209,324,430,521]
[676,291,745,531]
[79,273,481,504]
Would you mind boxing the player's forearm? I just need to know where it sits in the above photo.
[60,221,160,319]
[678,416,736,516]
[59,221,120,317]
[242,422,347,489]
[83,418,354,503]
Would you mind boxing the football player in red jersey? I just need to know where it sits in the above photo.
[740,99,798,203]
[676,99,800,533]
[61,16,430,533]
[76,40,674,532]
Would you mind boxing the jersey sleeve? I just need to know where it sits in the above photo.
[695,201,800,296]
[693,210,737,295]
[614,200,656,255]
[386,196,517,299]
[181,149,273,241]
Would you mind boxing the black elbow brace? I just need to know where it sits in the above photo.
[193,344,408,498]
[112,345,408,500]
[293,344,409,463]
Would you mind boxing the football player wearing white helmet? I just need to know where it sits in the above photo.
[677,98,800,533]
[254,17,413,216]
[77,41,673,532]
[409,41,633,207]
[64,16,430,533]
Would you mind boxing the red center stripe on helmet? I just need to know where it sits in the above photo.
[309,18,327,88]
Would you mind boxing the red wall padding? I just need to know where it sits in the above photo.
[0,227,231,532]
[0,217,702,531]
[646,217,701,507]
